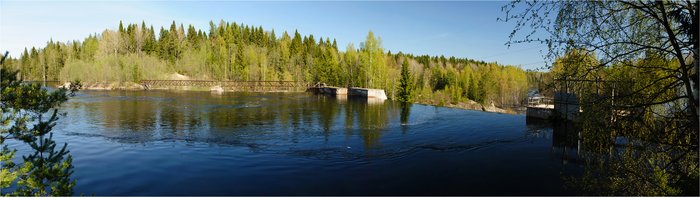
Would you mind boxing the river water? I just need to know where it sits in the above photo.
[7,90,583,195]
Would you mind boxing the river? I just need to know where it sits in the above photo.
[7,90,583,195]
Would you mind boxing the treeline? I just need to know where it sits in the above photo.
[2,20,529,106]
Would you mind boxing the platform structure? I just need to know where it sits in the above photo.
[526,96,555,120]
[308,83,388,100]
[526,77,631,121]
[348,87,388,100]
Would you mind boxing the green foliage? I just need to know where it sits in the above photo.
[60,53,169,82]
[358,31,386,89]
[0,68,80,196]
[572,52,699,195]
[13,20,530,107]
[550,49,599,80]
[477,67,498,104]
[465,73,478,102]
[397,59,414,102]
[430,66,449,91]
[503,0,698,194]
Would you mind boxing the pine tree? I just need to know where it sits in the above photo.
[208,20,217,38]
[332,39,338,50]
[269,29,277,47]
[20,48,29,80]
[305,34,316,55]
[143,26,156,54]
[118,20,125,34]
[187,24,198,47]
[158,27,170,61]
[1,67,80,196]
[398,59,413,102]
[290,30,302,56]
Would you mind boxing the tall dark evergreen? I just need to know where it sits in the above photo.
[397,59,413,102]
[187,24,198,47]
[118,20,125,34]
[290,30,302,56]
[332,39,338,50]
[144,26,156,54]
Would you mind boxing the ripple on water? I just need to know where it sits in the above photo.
[23,91,579,195]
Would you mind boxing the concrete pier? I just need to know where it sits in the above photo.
[526,96,554,119]
[525,93,580,121]
[526,106,554,119]
[308,86,348,95]
[322,86,348,95]
[308,83,388,102]
[348,87,388,100]
[554,92,579,121]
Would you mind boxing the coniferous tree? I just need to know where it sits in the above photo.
[20,48,29,80]
[1,63,81,195]
[187,24,198,47]
[290,30,302,57]
[398,59,413,102]
[332,39,338,50]
[118,20,125,34]
[10,20,532,106]
[143,26,156,54]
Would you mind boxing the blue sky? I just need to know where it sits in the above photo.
[0,0,547,70]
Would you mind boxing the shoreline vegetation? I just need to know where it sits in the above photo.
[55,79,516,114]
[2,20,533,115]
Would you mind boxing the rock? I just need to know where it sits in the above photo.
[210,86,224,94]
[59,82,72,89]
[127,82,146,90]
[482,102,507,113]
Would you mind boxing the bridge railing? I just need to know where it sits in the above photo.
[527,96,554,108]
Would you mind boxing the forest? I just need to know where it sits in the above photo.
[1,20,530,107]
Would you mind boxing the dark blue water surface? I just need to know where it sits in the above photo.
[8,90,583,195]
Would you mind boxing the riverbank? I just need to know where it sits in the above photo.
[77,82,145,90]
[59,81,217,91]
[57,82,521,114]
[415,99,521,114]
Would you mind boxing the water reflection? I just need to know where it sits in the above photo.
[66,91,397,149]
[51,90,588,195]
[526,118,583,165]
[400,103,411,133]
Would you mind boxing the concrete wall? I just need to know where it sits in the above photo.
[554,92,579,121]
[526,107,553,119]
[349,87,387,100]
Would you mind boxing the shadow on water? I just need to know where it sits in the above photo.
[526,118,584,165]
[400,102,411,133]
